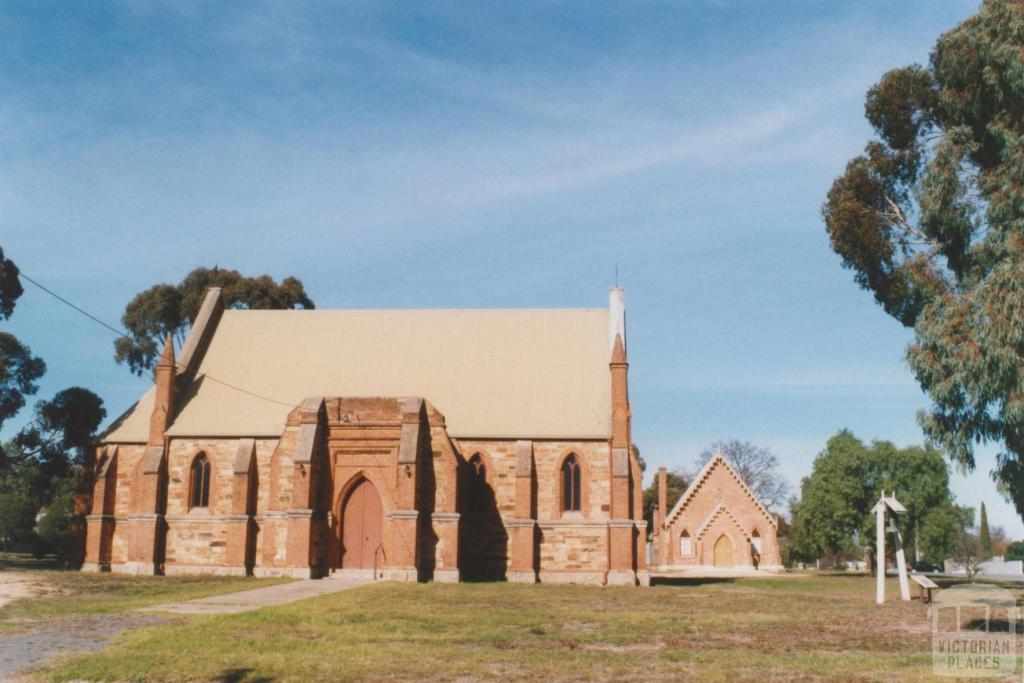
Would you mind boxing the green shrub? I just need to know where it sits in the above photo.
[34,491,74,560]
[0,490,37,550]
[1005,541,1024,562]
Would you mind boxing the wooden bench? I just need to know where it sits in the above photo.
[910,574,939,604]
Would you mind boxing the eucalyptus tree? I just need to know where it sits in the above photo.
[115,266,315,375]
[0,247,44,438]
[823,1,1024,517]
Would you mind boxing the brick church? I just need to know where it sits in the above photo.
[82,287,779,584]
[651,455,782,572]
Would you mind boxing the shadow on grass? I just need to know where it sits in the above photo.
[650,577,735,587]
[963,618,1024,634]
[216,668,273,683]
[807,571,874,580]
[932,577,1024,590]
[0,552,63,571]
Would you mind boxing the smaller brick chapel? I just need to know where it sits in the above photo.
[82,287,648,584]
[651,455,782,573]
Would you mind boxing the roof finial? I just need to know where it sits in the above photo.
[157,332,175,368]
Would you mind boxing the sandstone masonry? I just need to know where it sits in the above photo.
[82,288,647,585]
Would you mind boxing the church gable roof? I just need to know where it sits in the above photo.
[665,453,777,529]
[103,307,612,441]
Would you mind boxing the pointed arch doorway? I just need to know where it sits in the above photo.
[713,534,734,567]
[339,478,383,570]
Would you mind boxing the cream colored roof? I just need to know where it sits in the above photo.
[98,386,154,443]
[103,308,612,441]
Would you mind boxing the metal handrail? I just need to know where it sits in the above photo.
[373,543,384,580]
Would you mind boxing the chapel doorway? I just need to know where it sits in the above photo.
[713,534,733,567]
[339,478,383,570]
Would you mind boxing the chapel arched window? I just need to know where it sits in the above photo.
[561,454,581,512]
[680,530,692,556]
[190,453,211,509]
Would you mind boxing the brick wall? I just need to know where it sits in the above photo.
[163,439,234,568]
[92,407,631,581]
[535,441,611,521]
[107,444,146,565]
[663,459,781,569]
[538,522,608,582]
[454,439,613,580]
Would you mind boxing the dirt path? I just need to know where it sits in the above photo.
[0,570,167,679]
[0,570,160,680]
[0,571,368,678]
[0,613,169,681]
[0,570,51,609]
[140,576,369,614]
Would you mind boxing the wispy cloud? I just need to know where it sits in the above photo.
[4,1,1012,533]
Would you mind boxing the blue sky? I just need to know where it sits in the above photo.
[3,1,1013,534]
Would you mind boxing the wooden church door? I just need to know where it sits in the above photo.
[340,478,383,570]
[713,534,733,567]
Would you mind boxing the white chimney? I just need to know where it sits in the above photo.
[608,287,626,354]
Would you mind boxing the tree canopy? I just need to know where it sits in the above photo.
[790,430,970,565]
[0,333,46,437]
[9,387,106,487]
[0,387,105,555]
[0,246,23,320]
[115,267,315,375]
[696,439,790,511]
[642,468,688,530]
[0,247,45,436]
[822,0,1024,518]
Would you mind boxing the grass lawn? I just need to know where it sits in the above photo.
[29,573,951,682]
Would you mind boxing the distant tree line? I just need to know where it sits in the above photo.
[787,430,970,567]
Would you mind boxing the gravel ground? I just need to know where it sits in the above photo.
[0,613,168,680]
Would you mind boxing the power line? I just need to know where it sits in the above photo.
[18,271,132,340]
[17,271,297,409]
[21,270,417,574]
[200,374,298,408]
